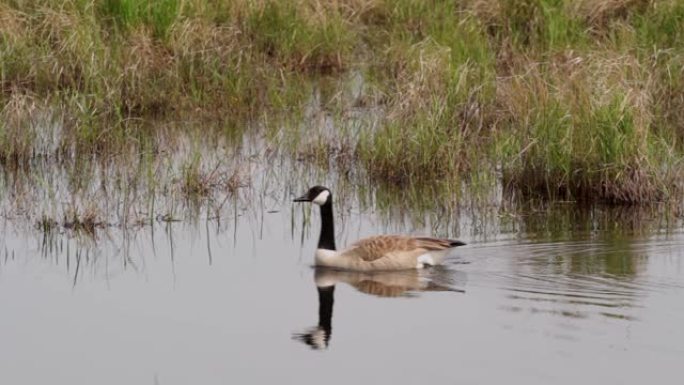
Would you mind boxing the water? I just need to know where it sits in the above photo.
[1,188,683,385]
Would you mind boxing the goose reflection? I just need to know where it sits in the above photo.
[293,267,466,350]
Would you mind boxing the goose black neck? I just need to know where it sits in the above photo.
[317,286,334,335]
[317,200,336,251]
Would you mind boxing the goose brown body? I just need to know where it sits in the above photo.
[316,235,463,271]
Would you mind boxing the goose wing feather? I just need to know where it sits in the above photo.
[344,235,460,262]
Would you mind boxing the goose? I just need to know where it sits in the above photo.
[294,186,466,271]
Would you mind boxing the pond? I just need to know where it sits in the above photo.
[1,178,682,384]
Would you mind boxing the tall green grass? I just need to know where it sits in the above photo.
[100,0,182,38]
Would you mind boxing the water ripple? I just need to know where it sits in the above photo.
[461,236,684,322]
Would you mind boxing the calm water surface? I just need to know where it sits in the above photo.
[1,191,683,385]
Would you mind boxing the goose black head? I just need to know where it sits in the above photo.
[294,186,331,206]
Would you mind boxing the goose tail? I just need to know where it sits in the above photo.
[414,237,466,250]
[448,239,466,247]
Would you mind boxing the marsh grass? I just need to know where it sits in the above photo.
[2,0,684,225]
[100,0,182,39]
[180,154,225,198]
[0,116,250,235]
[493,51,680,203]
[0,0,336,127]
[244,1,355,73]
[352,0,684,204]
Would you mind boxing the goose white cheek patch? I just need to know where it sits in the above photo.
[312,190,330,205]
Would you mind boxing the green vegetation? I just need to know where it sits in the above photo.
[354,0,684,203]
[1,0,684,232]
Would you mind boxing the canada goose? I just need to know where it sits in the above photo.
[294,186,466,271]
